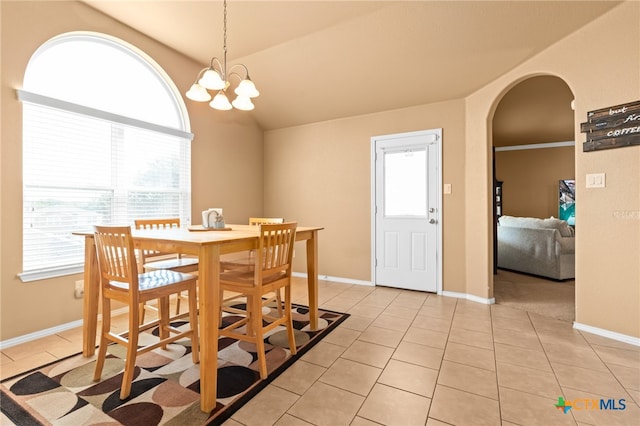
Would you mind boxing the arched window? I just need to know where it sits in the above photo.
[19,32,193,281]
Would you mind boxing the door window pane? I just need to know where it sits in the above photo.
[384,149,427,216]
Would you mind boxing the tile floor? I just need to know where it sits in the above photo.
[1,277,639,425]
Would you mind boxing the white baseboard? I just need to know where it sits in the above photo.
[292,272,373,287]
[573,322,640,347]
[442,290,496,305]
[0,307,129,350]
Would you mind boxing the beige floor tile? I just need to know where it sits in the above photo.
[455,300,492,319]
[357,383,430,426]
[301,341,346,368]
[341,340,394,369]
[1,335,67,361]
[378,359,439,397]
[607,363,640,393]
[438,360,498,399]
[491,315,535,333]
[426,418,451,426]
[552,362,629,398]
[393,291,428,309]
[448,327,494,350]
[443,341,496,371]
[232,384,299,425]
[491,304,530,320]
[429,384,501,426]
[562,387,640,426]
[339,315,375,332]
[318,358,381,396]
[499,387,575,426]
[493,326,543,350]
[370,313,413,332]
[349,416,380,426]
[411,314,452,333]
[382,304,419,320]
[403,326,449,349]
[592,344,640,369]
[348,305,385,319]
[392,340,444,370]
[357,326,404,348]
[288,381,365,426]
[321,327,361,347]
[544,342,609,371]
[537,327,591,350]
[496,362,562,398]
[321,297,360,313]
[580,332,640,352]
[272,360,327,395]
[222,418,244,426]
[529,313,576,334]
[273,413,314,426]
[358,293,396,309]
[494,342,551,372]
[418,305,456,321]
[452,314,493,334]
[1,352,14,365]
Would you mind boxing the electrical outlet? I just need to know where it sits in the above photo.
[74,280,84,299]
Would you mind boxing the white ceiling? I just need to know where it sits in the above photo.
[83,1,620,130]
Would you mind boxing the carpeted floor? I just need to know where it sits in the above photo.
[494,269,575,322]
[0,303,348,426]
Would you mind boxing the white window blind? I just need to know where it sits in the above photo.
[21,101,191,279]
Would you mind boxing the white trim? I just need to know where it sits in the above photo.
[494,141,574,152]
[0,307,128,350]
[17,90,194,140]
[292,272,373,286]
[18,264,84,283]
[442,290,496,305]
[573,322,640,347]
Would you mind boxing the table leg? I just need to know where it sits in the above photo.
[82,235,100,357]
[198,244,220,412]
[306,230,319,330]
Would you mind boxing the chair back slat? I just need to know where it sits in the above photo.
[134,218,181,259]
[257,222,297,278]
[94,226,138,294]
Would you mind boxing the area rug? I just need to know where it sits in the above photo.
[1,304,348,426]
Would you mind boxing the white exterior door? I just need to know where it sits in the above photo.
[372,130,441,292]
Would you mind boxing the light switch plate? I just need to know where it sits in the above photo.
[443,183,452,194]
[586,173,606,188]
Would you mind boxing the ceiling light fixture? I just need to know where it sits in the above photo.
[185,0,259,111]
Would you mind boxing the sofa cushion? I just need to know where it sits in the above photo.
[499,215,574,237]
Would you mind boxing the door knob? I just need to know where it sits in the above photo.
[429,218,437,224]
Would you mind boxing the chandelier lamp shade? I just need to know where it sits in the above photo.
[185,0,259,111]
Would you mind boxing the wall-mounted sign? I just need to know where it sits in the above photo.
[581,100,640,152]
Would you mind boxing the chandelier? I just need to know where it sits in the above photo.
[185,0,259,111]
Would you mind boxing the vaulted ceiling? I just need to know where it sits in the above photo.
[83,1,620,131]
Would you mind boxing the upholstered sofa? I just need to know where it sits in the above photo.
[497,215,575,280]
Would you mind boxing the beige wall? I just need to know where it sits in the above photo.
[496,147,575,218]
[466,1,639,337]
[0,1,263,340]
[264,100,468,292]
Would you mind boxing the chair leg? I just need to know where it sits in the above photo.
[120,303,140,400]
[187,287,200,364]
[175,292,182,316]
[158,296,170,350]
[285,286,296,355]
[252,295,268,379]
[93,297,111,381]
[275,288,283,316]
[138,302,146,325]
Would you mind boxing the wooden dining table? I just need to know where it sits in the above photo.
[76,224,322,412]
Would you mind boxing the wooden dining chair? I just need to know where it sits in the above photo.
[220,217,285,315]
[218,222,297,379]
[134,218,199,322]
[92,225,199,400]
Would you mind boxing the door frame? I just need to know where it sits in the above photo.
[370,129,443,294]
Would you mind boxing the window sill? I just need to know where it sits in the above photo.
[18,264,84,282]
